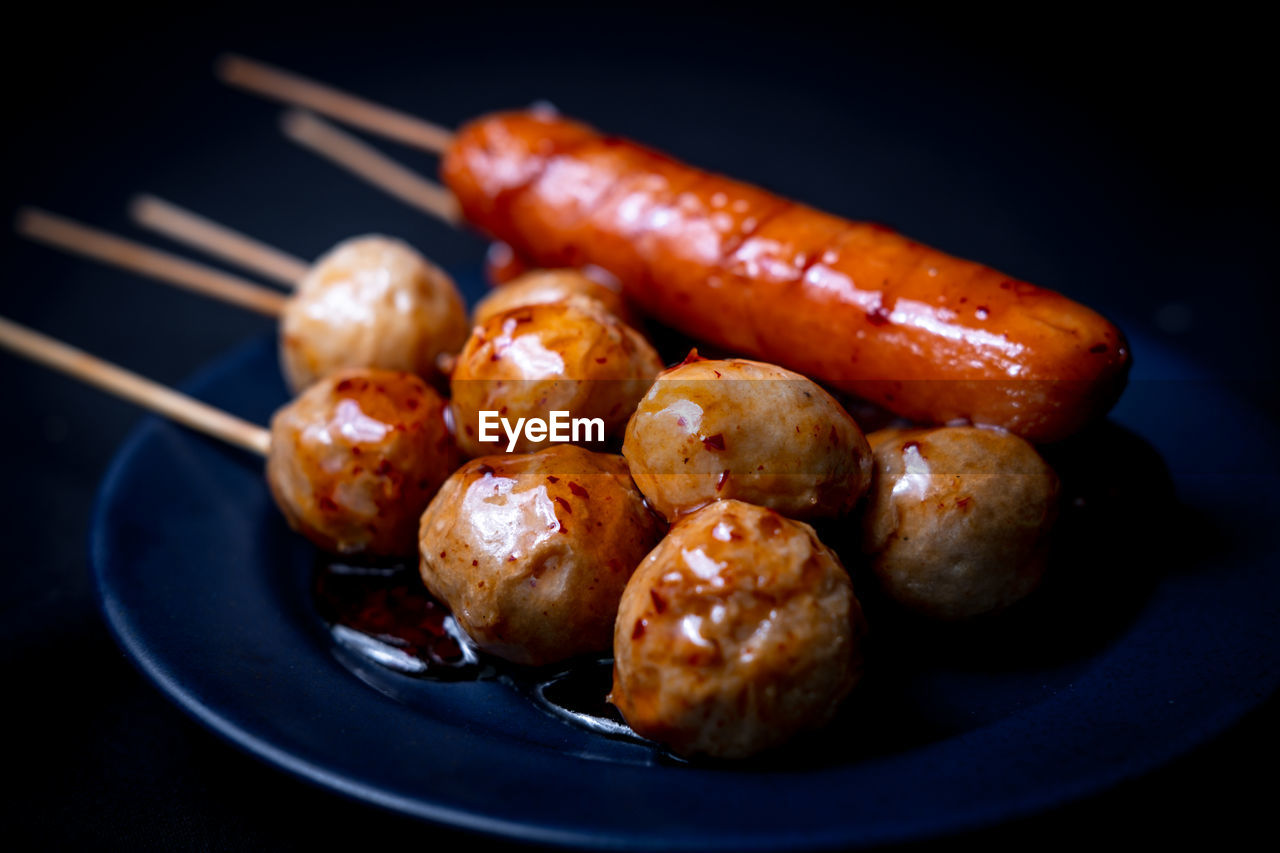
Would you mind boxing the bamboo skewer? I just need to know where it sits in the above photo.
[16,209,288,317]
[130,195,309,287]
[218,54,455,154]
[281,111,461,225]
[0,316,271,456]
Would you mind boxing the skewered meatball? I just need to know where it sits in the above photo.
[861,426,1060,620]
[622,356,872,521]
[267,368,458,556]
[279,236,468,393]
[611,500,864,759]
[472,269,640,329]
[450,299,663,457]
[418,445,664,666]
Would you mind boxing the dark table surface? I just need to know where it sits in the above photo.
[2,4,1275,849]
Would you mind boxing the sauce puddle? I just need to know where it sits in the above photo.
[312,557,650,744]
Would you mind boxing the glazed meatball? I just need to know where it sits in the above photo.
[266,369,458,556]
[418,445,664,666]
[472,269,640,329]
[450,299,663,457]
[279,236,468,393]
[861,426,1060,620]
[611,500,865,759]
[622,356,872,521]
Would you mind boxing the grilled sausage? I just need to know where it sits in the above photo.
[442,111,1130,443]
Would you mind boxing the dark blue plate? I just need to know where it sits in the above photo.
[90,323,1279,850]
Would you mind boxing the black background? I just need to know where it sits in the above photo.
[2,2,1275,849]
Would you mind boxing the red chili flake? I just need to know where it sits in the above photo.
[405,398,420,410]
[955,496,973,509]
[829,425,838,443]
[716,469,730,491]
[351,446,362,456]
[558,521,568,534]
[439,551,446,558]
[866,306,891,326]
[554,495,572,514]
[903,440,921,452]
[676,416,687,428]
[476,464,496,476]
[335,378,354,392]
[546,475,559,483]
[507,555,516,562]
[595,357,607,364]
[679,348,705,365]
[1090,343,1108,354]
[712,369,722,378]
[472,559,478,567]
[568,481,589,498]
[649,589,667,613]
[632,619,647,640]
[701,433,726,451]
[374,460,393,476]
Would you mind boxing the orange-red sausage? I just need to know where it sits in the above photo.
[442,111,1130,443]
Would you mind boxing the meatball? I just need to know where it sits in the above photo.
[861,426,1060,620]
[418,445,664,666]
[279,236,468,393]
[472,269,640,329]
[266,369,458,556]
[611,500,864,759]
[450,299,663,457]
[622,356,872,521]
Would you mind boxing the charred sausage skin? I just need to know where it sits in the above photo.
[442,111,1130,443]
